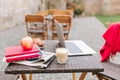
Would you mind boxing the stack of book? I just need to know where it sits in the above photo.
[14,51,55,68]
[5,45,40,63]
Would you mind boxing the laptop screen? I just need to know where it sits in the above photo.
[54,20,66,48]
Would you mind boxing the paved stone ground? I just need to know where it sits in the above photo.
[0,17,106,80]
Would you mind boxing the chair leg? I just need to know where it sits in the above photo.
[102,76,110,80]
[15,74,20,80]
[96,74,103,80]
[95,73,110,80]
[29,74,32,80]
[72,72,76,80]
[21,74,27,80]
[79,72,87,80]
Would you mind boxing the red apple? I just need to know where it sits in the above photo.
[20,36,33,50]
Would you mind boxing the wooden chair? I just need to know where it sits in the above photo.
[93,22,120,80]
[48,9,56,15]
[95,59,120,80]
[51,15,72,40]
[54,9,74,17]
[66,9,74,17]
[37,10,49,16]
[54,10,68,16]
[25,15,48,40]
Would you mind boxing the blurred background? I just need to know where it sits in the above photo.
[0,0,120,30]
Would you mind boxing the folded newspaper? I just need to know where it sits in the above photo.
[13,51,55,68]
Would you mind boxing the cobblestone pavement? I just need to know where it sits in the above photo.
[0,17,106,80]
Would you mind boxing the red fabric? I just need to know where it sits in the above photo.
[100,22,120,62]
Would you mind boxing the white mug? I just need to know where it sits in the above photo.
[56,48,68,64]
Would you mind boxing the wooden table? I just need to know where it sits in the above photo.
[5,40,104,80]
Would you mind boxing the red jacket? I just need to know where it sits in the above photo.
[100,22,120,62]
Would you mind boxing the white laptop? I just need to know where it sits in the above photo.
[54,20,96,56]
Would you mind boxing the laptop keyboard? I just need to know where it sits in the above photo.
[65,42,83,53]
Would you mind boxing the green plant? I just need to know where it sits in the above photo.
[96,15,120,27]
[74,5,84,15]
[74,8,82,15]
[66,0,84,15]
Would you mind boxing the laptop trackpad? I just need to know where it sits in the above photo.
[65,42,83,53]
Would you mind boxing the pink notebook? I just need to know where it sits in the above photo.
[5,45,39,57]
[6,52,40,63]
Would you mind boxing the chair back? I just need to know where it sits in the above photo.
[37,10,49,16]
[54,9,73,17]
[25,15,48,40]
[51,15,72,40]
[25,15,44,22]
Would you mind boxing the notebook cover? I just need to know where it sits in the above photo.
[5,45,39,57]
[6,52,40,63]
